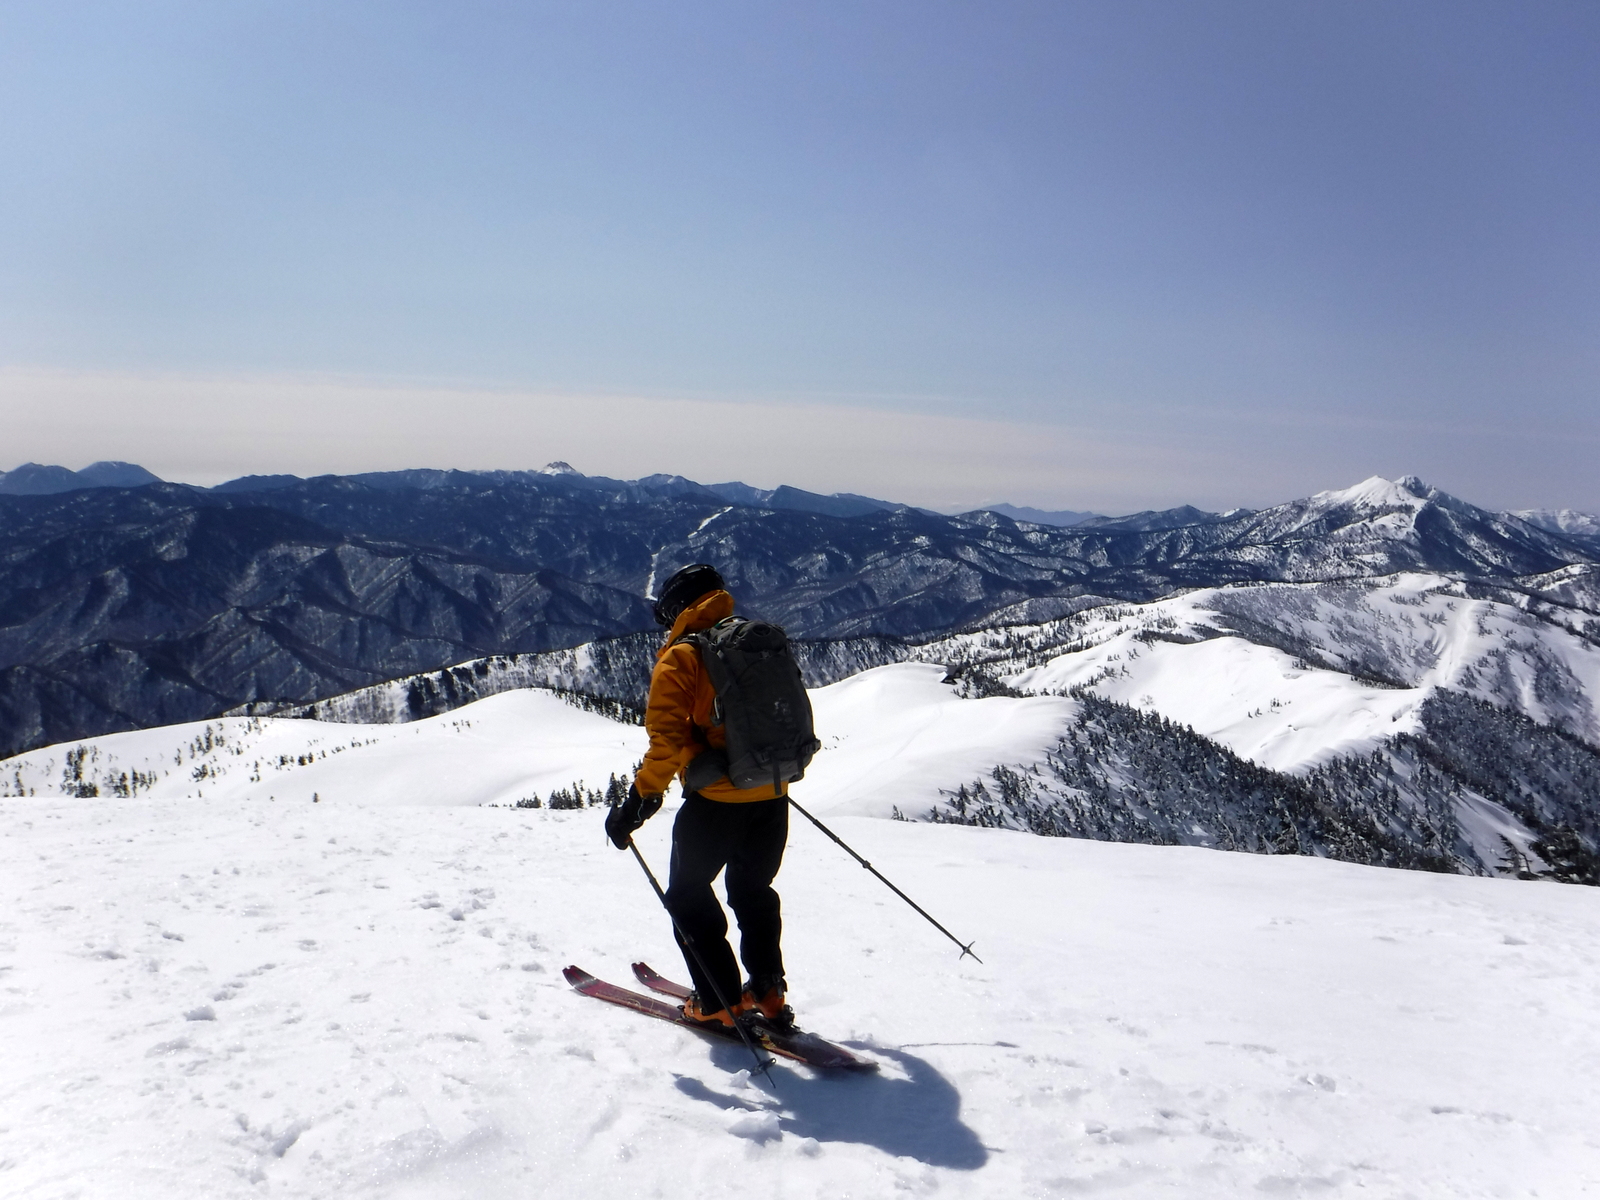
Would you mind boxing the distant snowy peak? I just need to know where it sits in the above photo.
[1512,508,1600,550]
[1520,509,1600,537]
[1307,474,1433,513]
[1256,475,1442,541]
[538,461,582,476]
[1246,474,1585,562]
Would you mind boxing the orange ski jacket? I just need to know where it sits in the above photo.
[633,589,788,803]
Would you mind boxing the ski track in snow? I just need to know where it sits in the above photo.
[4,796,1600,1196]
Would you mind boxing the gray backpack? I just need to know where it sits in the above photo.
[680,616,821,794]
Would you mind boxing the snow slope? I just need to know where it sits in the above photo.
[928,572,1600,771]
[803,663,1079,818]
[1,668,1076,822]
[4,793,1598,1199]
[2,690,649,809]
[1015,631,1419,773]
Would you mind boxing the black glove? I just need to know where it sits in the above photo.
[605,783,662,849]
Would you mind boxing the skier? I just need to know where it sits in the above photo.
[604,564,793,1029]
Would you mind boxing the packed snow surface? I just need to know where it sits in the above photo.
[4,681,1600,1197]
[5,796,1598,1198]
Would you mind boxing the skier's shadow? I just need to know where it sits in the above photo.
[675,1045,989,1169]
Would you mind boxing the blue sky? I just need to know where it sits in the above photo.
[2,2,1597,512]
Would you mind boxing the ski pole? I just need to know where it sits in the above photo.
[625,839,777,1082]
[787,796,982,963]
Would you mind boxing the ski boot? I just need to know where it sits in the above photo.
[680,992,737,1028]
[740,974,795,1032]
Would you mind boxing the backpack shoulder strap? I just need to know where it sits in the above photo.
[675,616,744,648]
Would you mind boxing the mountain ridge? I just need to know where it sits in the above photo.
[0,468,1595,757]
[6,458,1598,544]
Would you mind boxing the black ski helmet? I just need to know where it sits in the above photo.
[652,564,727,627]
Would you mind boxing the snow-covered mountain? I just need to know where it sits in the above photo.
[214,558,1600,883]
[3,469,1595,758]
[1144,474,1587,579]
[282,565,1600,758]
[1513,506,1600,555]
[914,574,1600,879]
[1,467,1596,881]
[926,570,1600,754]
[10,579,1597,885]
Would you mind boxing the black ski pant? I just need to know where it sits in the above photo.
[663,792,787,1012]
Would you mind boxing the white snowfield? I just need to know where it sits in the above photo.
[2,690,649,810]
[4,795,1598,1198]
[802,663,1079,818]
[0,670,1074,820]
[1019,631,1419,773]
[4,679,1600,1197]
[930,571,1600,770]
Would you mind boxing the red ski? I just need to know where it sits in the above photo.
[562,965,876,1072]
[630,961,876,1072]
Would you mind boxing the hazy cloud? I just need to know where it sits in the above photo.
[4,368,1593,513]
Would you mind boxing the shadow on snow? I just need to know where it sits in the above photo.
[675,1044,989,1170]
